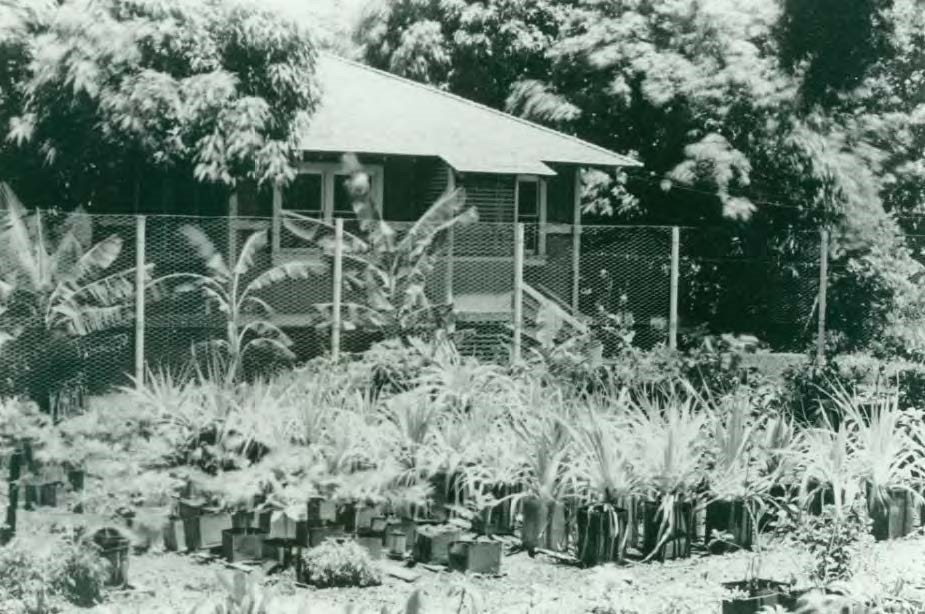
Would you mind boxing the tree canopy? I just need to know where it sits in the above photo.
[355,0,925,355]
[0,0,320,212]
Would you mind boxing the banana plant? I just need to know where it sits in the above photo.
[158,226,324,383]
[282,154,476,343]
[0,182,149,410]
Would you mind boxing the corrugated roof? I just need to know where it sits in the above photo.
[298,53,641,174]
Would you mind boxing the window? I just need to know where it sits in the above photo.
[516,176,547,255]
[272,162,383,256]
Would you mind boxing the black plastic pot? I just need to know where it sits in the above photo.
[868,488,916,541]
[183,511,232,551]
[642,500,695,561]
[221,527,267,562]
[721,580,795,614]
[577,503,628,566]
[706,500,754,552]
[93,528,129,587]
[448,540,502,574]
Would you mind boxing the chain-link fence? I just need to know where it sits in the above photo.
[0,211,844,405]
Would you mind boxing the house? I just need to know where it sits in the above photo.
[225,53,639,333]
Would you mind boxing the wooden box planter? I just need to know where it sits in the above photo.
[93,528,130,588]
[307,524,344,548]
[263,538,299,567]
[22,481,60,509]
[448,540,502,575]
[642,500,695,561]
[353,505,381,533]
[868,488,917,541]
[370,516,389,534]
[183,511,232,551]
[721,580,796,614]
[221,527,267,563]
[258,510,304,541]
[706,500,753,552]
[307,498,336,526]
[577,504,629,566]
[231,510,256,529]
[414,525,462,565]
[163,517,187,552]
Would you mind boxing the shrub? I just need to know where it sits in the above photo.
[299,540,382,589]
[0,533,108,612]
[790,504,873,585]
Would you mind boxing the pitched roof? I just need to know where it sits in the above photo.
[297,53,641,175]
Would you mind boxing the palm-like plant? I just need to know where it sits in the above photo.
[623,384,710,560]
[792,411,864,520]
[282,155,477,342]
[160,226,324,383]
[0,182,149,409]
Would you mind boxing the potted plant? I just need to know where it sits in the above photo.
[829,385,924,540]
[703,390,780,552]
[562,399,636,565]
[510,383,574,556]
[625,384,709,561]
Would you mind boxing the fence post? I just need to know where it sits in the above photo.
[669,226,680,351]
[331,217,344,361]
[512,223,525,364]
[445,166,456,308]
[571,170,582,313]
[134,215,146,388]
[817,228,829,366]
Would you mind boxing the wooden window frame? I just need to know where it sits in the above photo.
[514,174,548,256]
[272,161,384,259]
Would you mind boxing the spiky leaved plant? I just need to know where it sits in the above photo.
[159,226,323,384]
[0,182,150,410]
[623,382,710,561]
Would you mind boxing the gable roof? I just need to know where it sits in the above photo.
[297,53,641,176]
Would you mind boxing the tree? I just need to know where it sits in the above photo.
[0,0,320,212]
[356,0,925,355]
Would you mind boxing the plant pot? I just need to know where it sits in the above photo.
[336,502,358,533]
[577,503,629,566]
[706,500,754,552]
[231,510,255,529]
[356,533,384,560]
[867,488,916,541]
[448,540,502,575]
[93,528,129,587]
[414,525,462,565]
[370,516,388,534]
[221,527,267,562]
[307,497,336,526]
[642,500,695,561]
[263,538,299,567]
[354,505,380,532]
[487,484,518,535]
[183,511,232,551]
[259,510,303,541]
[66,469,85,492]
[163,517,187,552]
[37,481,60,507]
[385,530,407,558]
[721,580,796,614]
[307,524,344,548]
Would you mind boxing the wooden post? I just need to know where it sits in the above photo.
[669,226,680,351]
[227,191,238,263]
[571,169,582,313]
[817,229,829,366]
[445,166,456,306]
[331,217,344,361]
[134,215,146,388]
[512,223,525,364]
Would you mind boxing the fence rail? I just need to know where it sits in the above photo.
[0,211,885,397]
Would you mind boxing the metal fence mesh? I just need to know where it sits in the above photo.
[0,211,864,405]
